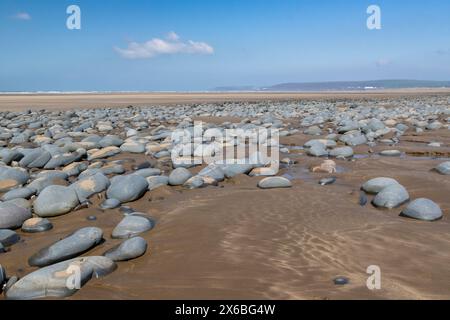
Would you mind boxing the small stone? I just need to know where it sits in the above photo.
[104,237,148,262]
[257,177,292,189]
[334,276,349,285]
[319,177,336,186]
[435,162,450,175]
[380,150,402,157]
[21,218,53,233]
[87,215,97,221]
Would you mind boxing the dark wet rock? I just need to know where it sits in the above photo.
[319,177,336,186]
[258,177,292,189]
[359,191,368,206]
[147,175,169,191]
[1,187,36,201]
[372,184,410,209]
[29,227,104,267]
[0,203,32,229]
[104,237,148,262]
[0,229,20,247]
[169,168,193,186]
[87,215,97,221]
[334,276,349,285]
[362,177,399,194]
[6,256,116,300]
[0,264,6,289]
[106,174,148,203]
[401,198,443,221]
[21,218,53,233]
[112,215,153,239]
[70,172,110,202]
[100,198,121,209]
[33,185,80,217]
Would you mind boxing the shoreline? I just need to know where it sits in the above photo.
[1,89,450,111]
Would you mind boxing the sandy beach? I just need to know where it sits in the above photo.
[1,92,450,300]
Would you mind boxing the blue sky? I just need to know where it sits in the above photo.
[0,0,449,91]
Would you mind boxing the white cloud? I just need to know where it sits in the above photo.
[115,33,214,59]
[13,12,31,20]
[375,59,390,67]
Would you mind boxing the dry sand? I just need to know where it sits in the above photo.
[1,99,450,299]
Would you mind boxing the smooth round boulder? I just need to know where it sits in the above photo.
[70,172,110,202]
[372,184,410,209]
[183,176,205,189]
[221,163,254,178]
[106,174,148,203]
[257,177,292,189]
[33,185,80,217]
[104,237,148,261]
[169,168,193,186]
[0,203,32,229]
[198,164,225,182]
[112,215,153,239]
[147,175,169,191]
[6,256,116,300]
[401,198,443,221]
[29,227,104,267]
[362,177,400,194]
[21,218,53,233]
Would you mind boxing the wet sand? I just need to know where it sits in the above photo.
[1,117,450,300]
[1,89,450,111]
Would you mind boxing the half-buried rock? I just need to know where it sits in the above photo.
[372,184,409,209]
[106,174,148,203]
[104,236,148,261]
[362,177,400,194]
[112,215,153,239]
[33,185,79,217]
[401,198,443,221]
[258,177,292,189]
[29,227,103,267]
[6,256,116,300]
[21,218,53,233]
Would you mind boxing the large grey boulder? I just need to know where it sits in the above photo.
[33,185,80,217]
[6,256,116,300]
[106,174,148,203]
[29,227,103,267]
[401,198,443,221]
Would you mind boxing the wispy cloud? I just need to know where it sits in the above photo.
[375,59,390,67]
[435,49,450,55]
[115,32,214,59]
[13,12,31,20]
